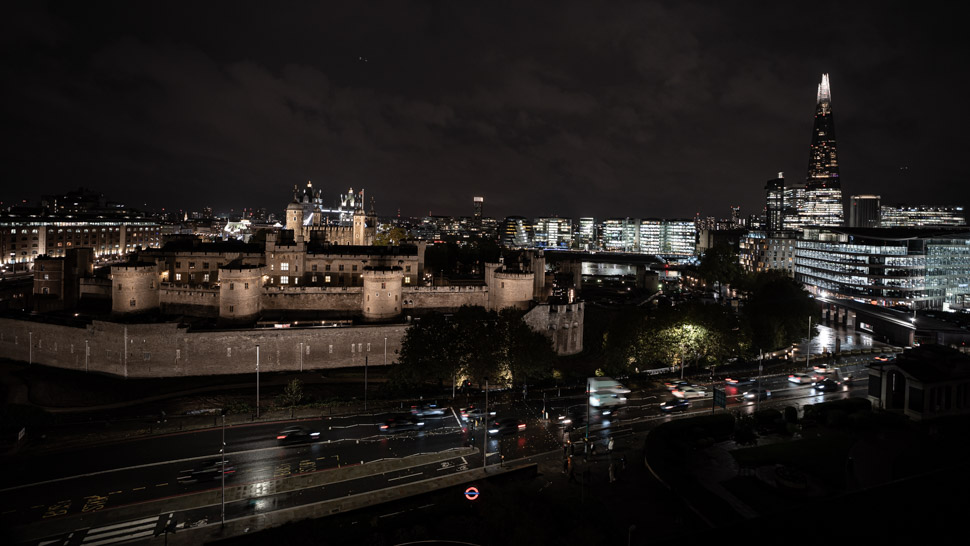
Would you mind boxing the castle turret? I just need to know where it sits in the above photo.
[285,201,304,243]
[111,262,160,314]
[219,264,263,323]
[361,266,404,321]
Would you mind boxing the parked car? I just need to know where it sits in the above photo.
[725,377,756,387]
[660,398,690,413]
[177,460,235,484]
[487,418,526,436]
[276,426,321,446]
[788,373,814,384]
[813,379,842,392]
[380,415,425,433]
[672,386,708,399]
[742,388,771,401]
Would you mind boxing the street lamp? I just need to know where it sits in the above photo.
[220,410,226,526]
[256,344,260,419]
[299,341,304,372]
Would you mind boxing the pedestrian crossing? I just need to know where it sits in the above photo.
[78,515,161,546]
[34,513,169,546]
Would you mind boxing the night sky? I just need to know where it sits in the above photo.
[3,1,968,221]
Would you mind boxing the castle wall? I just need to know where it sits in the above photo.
[404,286,488,311]
[261,287,363,312]
[159,285,220,317]
[362,269,403,321]
[523,301,584,356]
[0,317,405,377]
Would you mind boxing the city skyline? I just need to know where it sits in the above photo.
[3,2,969,221]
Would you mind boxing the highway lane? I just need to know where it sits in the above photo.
[1,375,872,538]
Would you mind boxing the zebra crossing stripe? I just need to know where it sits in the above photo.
[81,515,158,546]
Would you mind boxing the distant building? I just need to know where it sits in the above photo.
[879,205,966,228]
[764,173,786,231]
[739,230,797,276]
[578,217,597,250]
[638,219,696,257]
[501,216,534,248]
[601,218,638,252]
[849,195,881,228]
[473,196,484,223]
[533,217,572,249]
[802,73,844,227]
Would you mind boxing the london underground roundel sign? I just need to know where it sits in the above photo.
[464,486,480,501]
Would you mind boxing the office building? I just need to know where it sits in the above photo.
[879,205,966,228]
[601,218,638,252]
[849,195,881,228]
[795,228,970,310]
[638,219,697,257]
[739,230,797,276]
[501,216,534,248]
[578,218,597,250]
[533,217,572,249]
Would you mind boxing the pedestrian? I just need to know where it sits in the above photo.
[562,457,569,474]
[563,443,568,459]
[568,457,577,483]
[591,442,597,461]
[609,462,615,483]
[570,442,575,456]
[607,436,614,454]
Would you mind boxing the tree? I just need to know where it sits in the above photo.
[499,308,556,385]
[374,227,408,246]
[742,270,820,352]
[698,243,743,292]
[279,379,304,407]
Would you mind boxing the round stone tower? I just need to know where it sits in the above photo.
[361,266,404,321]
[489,270,535,311]
[111,262,160,314]
[285,201,304,242]
[219,264,263,323]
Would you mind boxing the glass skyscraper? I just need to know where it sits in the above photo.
[801,74,844,227]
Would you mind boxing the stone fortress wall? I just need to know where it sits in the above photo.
[0,317,405,378]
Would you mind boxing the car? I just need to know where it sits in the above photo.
[177,460,235,483]
[660,398,690,413]
[380,415,425,433]
[487,418,526,436]
[874,354,895,362]
[672,386,708,399]
[725,377,757,387]
[411,403,447,417]
[663,380,691,391]
[814,379,842,392]
[788,373,814,384]
[813,364,835,374]
[742,388,771,401]
[460,406,496,422]
[276,426,321,445]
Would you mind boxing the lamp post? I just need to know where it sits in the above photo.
[483,377,489,470]
[585,377,591,446]
[384,336,387,366]
[364,355,368,411]
[805,316,812,369]
[299,341,303,372]
[28,331,32,365]
[220,410,226,526]
[256,344,260,419]
[85,339,89,373]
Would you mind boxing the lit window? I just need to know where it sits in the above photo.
[175,273,182,281]
[325,275,331,283]
[281,276,289,284]
[281,262,289,271]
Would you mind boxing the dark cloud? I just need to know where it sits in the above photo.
[2,1,968,220]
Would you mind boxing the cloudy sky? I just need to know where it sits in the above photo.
[2,1,968,221]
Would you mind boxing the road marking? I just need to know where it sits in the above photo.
[155,483,168,487]
[132,487,145,491]
[82,515,157,534]
[388,472,424,482]
[109,491,122,495]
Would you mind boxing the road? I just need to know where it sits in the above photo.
[2,363,876,545]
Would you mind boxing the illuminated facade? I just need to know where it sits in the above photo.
[533,217,572,249]
[764,173,786,231]
[500,216,534,248]
[601,218,638,252]
[0,219,161,267]
[638,219,697,256]
[739,230,797,276]
[578,217,597,250]
[795,228,970,311]
[801,74,844,227]
[879,205,966,228]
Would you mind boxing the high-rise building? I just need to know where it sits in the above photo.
[638,219,697,257]
[500,216,534,248]
[533,217,572,249]
[879,205,966,228]
[801,74,844,227]
[849,195,881,228]
[601,218,638,252]
[765,173,786,231]
[473,196,484,223]
[578,217,597,250]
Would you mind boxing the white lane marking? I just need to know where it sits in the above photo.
[388,472,424,482]
[82,529,155,546]
[82,516,157,534]
[450,407,462,427]
[83,520,156,541]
